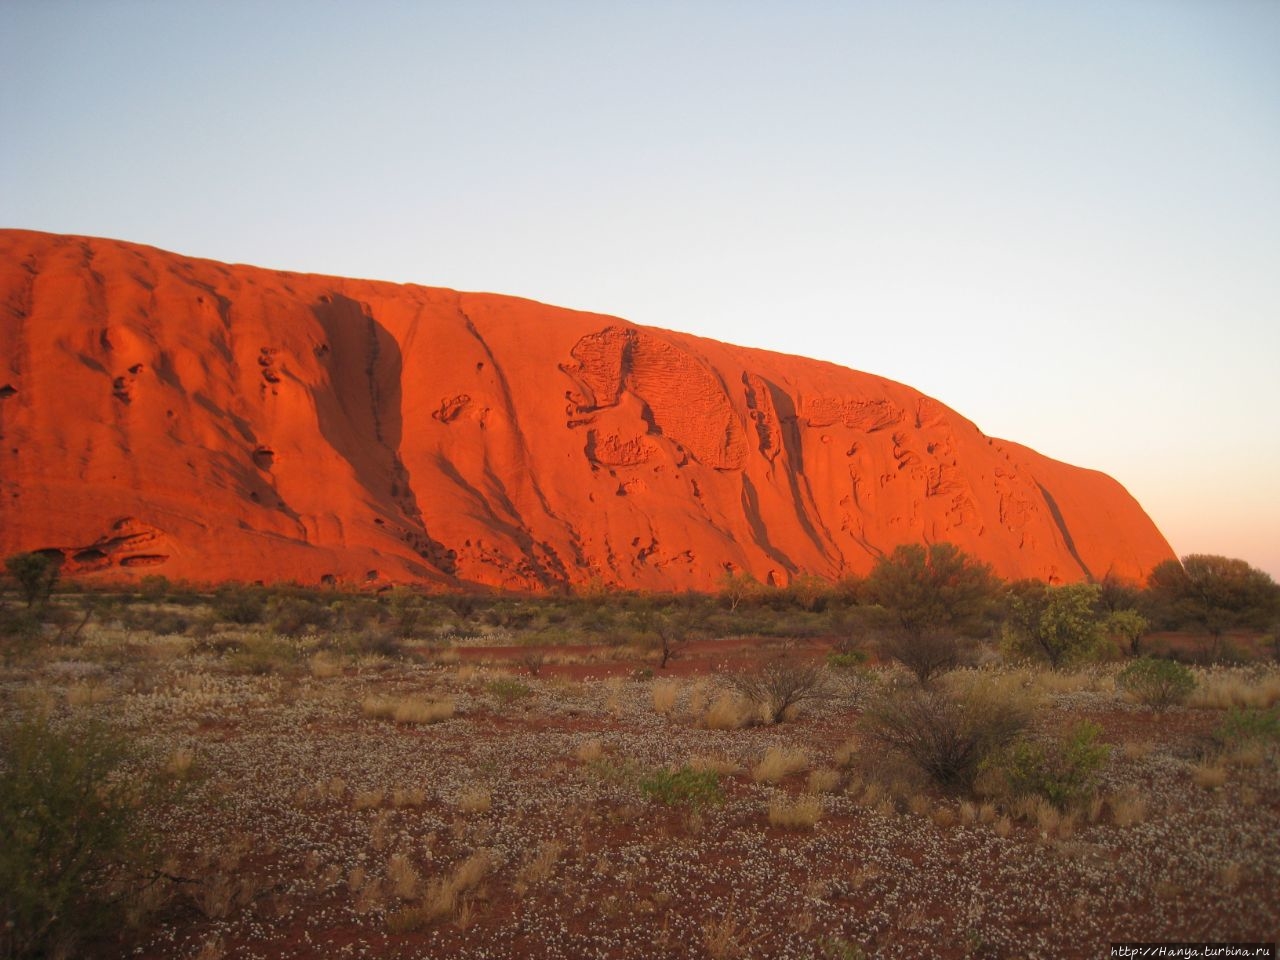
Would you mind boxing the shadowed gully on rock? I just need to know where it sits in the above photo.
[0,229,1175,590]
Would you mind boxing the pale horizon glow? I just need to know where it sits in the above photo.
[3,1,1278,579]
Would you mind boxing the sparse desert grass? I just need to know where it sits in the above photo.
[456,785,492,814]
[930,804,957,829]
[352,787,385,810]
[387,850,495,933]
[687,680,710,718]
[702,908,747,959]
[1121,740,1155,761]
[515,839,565,892]
[751,745,808,783]
[309,654,343,678]
[391,786,427,808]
[688,754,741,776]
[1227,743,1266,768]
[1012,795,1075,838]
[1189,668,1280,710]
[362,694,455,724]
[386,852,420,899]
[806,767,841,794]
[704,692,755,730]
[1110,790,1149,827]
[767,794,823,829]
[652,678,680,714]
[4,596,1278,959]
[832,737,859,768]
[164,746,197,780]
[1191,760,1228,790]
[65,680,112,706]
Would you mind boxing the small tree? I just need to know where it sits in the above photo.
[1,716,151,958]
[1106,609,1150,657]
[632,605,698,669]
[4,552,61,608]
[1004,582,1106,668]
[865,543,997,683]
[718,568,763,613]
[1145,555,1280,662]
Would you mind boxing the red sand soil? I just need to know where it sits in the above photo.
[0,229,1175,591]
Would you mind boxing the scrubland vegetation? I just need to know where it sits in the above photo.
[1,547,1278,958]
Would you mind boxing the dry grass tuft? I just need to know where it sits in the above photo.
[1191,760,1228,790]
[930,805,957,829]
[309,654,343,678]
[394,697,455,724]
[704,693,754,730]
[1110,790,1149,827]
[652,679,680,714]
[1227,743,1266,769]
[386,852,420,900]
[806,768,841,794]
[751,745,808,783]
[391,786,427,808]
[362,694,455,724]
[352,787,385,810]
[457,785,492,814]
[515,839,565,892]
[575,738,604,763]
[702,906,747,959]
[1190,670,1280,710]
[164,747,197,780]
[832,737,859,768]
[689,754,741,776]
[346,865,367,894]
[1121,740,1155,761]
[65,681,112,707]
[386,849,495,933]
[767,794,823,829]
[1219,861,1244,890]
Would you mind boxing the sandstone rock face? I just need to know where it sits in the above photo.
[0,230,1175,590]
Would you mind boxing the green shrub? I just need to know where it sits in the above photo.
[1116,657,1196,711]
[225,633,298,675]
[827,650,869,670]
[0,603,42,660]
[639,766,724,808]
[0,716,150,958]
[118,603,192,636]
[211,584,268,624]
[265,594,332,636]
[1215,706,1280,747]
[4,552,61,608]
[991,721,1110,810]
[486,678,533,703]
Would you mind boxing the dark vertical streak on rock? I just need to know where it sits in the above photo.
[1036,481,1092,581]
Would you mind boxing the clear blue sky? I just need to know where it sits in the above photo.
[3,0,1278,579]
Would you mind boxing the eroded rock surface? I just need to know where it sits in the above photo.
[0,230,1176,589]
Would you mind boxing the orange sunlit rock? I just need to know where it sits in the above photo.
[0,230,1175,590]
